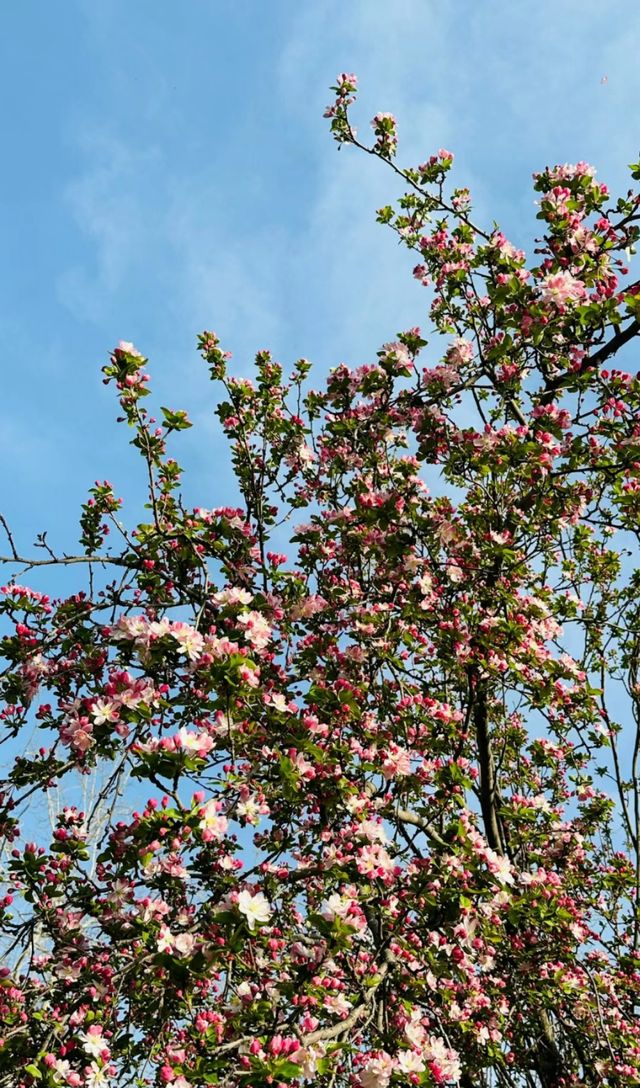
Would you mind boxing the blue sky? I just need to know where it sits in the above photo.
[1,1,640,563]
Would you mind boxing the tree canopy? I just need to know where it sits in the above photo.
[2,75,640,1088]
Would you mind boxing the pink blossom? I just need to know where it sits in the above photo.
[447,337,474,366]
[356,843,396,876]
[171,622,205,660]
[237,609,272,649]
[359,1052,395,1088]
[177,728,215,758]
[91,699,120,726]
[117,340,144,358]
[213,586,253,606]
[78,1026,108,1059]
[382,745,412,779]
[424,1036,462,1083]
[198,799,228,840]
[539,270,587,307]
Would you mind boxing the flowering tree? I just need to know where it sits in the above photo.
[2,74,640,1088]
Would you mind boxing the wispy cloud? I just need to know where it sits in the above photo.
[57,132,162,323]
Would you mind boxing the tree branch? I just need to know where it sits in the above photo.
[304,956,394,1044]
[471,676,505,855]
[538,317,640,406]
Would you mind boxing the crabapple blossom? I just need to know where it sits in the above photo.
[539,269,587,307]
[78,1029,108,1060]
[358,1052,395,1088]
[236,889,272,931]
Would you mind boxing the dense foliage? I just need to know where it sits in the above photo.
[2,75,640,1087]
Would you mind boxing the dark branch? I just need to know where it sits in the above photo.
[538,317,640,406]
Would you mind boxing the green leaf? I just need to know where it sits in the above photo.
[161,406,192,431]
